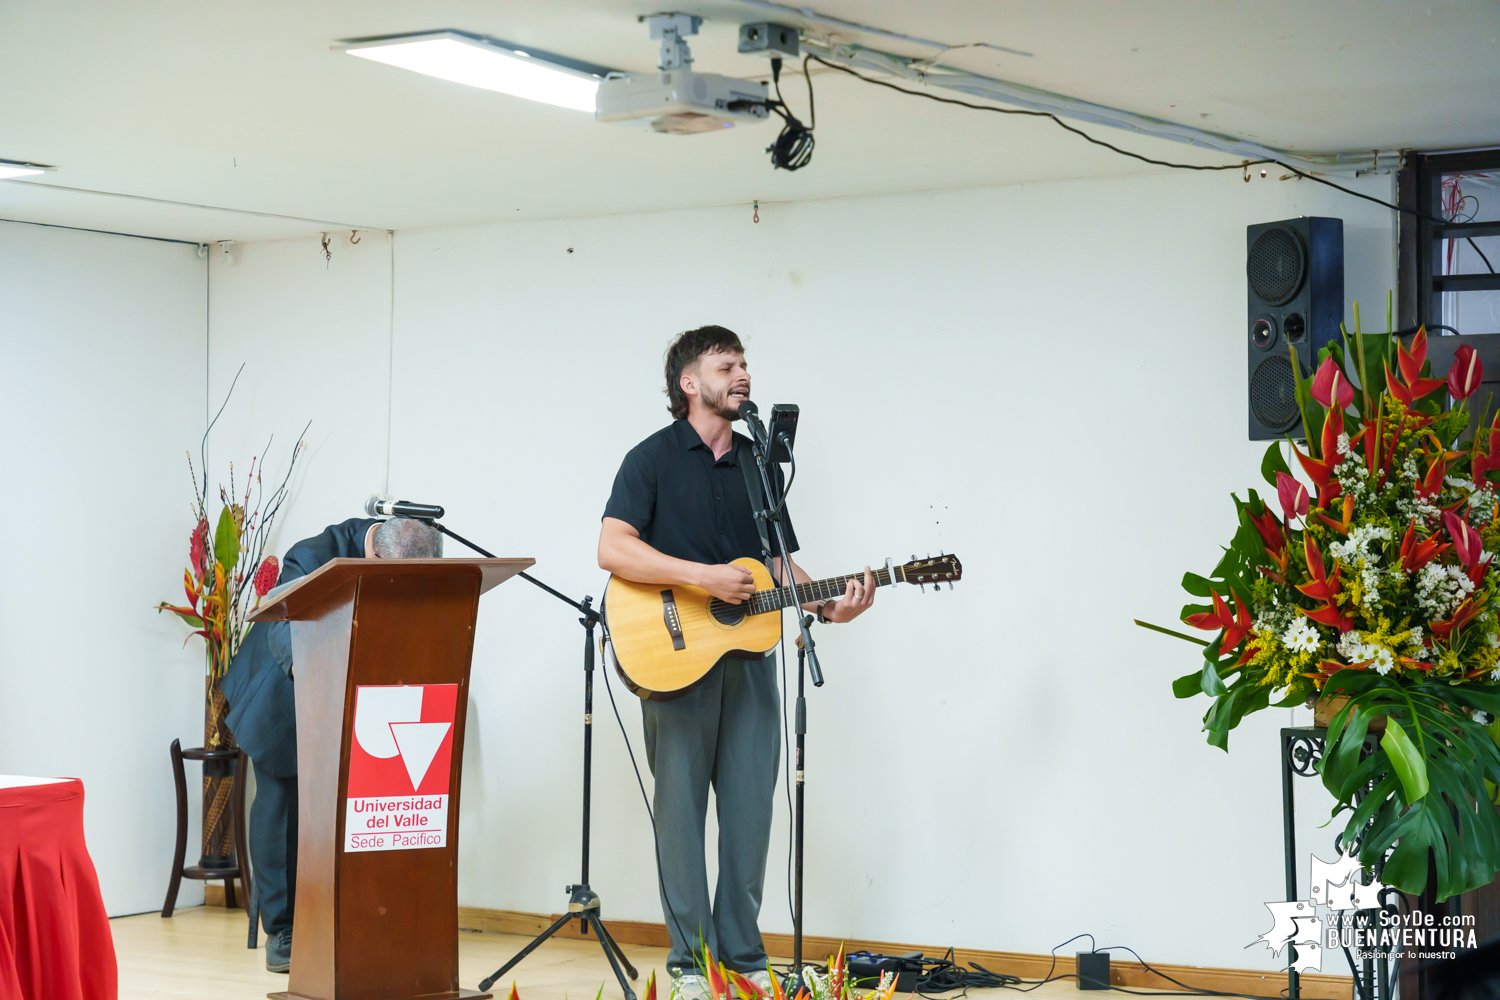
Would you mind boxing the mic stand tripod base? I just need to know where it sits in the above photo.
[478,885,638,998]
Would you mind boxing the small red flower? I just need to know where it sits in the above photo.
[253,556,280,597]
[1448,344,1484,400]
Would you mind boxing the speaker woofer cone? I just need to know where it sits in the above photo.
[1250,355,1303,432]
[1248,227,1307,306]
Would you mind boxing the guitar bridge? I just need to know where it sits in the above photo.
[661,590,686,651]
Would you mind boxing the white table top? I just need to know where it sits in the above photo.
[0,775,72,789]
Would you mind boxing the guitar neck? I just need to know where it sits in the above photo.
[746,564,903,615]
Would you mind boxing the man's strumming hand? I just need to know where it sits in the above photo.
[699,563,756,604]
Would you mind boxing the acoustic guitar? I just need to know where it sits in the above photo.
[604,553,963,699]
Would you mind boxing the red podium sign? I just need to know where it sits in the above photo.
[346,684,457,853]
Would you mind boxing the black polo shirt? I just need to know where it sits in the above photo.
[603,419,798,565]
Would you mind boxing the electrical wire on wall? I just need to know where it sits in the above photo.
[802,55,1477,232]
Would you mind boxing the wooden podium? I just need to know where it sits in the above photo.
[248,556,533,1000]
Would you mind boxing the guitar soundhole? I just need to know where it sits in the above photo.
[709,600,747,626]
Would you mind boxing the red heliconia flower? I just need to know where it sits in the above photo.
[644,972,657,1000]
[508,984,521,1000]
[1448,344,1484,400]
[1399,517,1449,572]
[253,555,281,597]
[1276,471,1309,523]
[1183,588,1253,652]
[189,519,209,574]
[1474,412,1500,486]
[705,947,730,1000]
[1443,511,1485,569]
[1310,356,1355,411]
[1387,328,1449,407]
[1294,407,1344,491]
[1249,508,1286,555]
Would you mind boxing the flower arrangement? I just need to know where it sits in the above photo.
[156,379,305,687]
[1156,305,1500,901]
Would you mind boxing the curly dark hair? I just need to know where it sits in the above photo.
[664,325,745,420]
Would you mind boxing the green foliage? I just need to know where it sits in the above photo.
[1320,671,1500,899]
[213,505,240,575]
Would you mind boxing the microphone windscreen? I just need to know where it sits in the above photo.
[737,399,759,421]
[364,495,387,517]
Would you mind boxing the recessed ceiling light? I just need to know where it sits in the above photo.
[341,30,613,113]
[0,159,53,180]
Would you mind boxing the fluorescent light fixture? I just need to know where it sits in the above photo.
[342,30,612,113]
[0,159,53,180]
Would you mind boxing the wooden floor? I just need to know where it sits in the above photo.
[112,906,1121,1000]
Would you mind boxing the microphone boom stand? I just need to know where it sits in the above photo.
[423,521,638,999]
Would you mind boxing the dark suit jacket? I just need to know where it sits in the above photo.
[221,517,379,777]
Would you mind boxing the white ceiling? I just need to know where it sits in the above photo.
[1,0,1496,242]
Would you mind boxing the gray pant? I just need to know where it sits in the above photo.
[643,655,781,975]
[249,768,297,937]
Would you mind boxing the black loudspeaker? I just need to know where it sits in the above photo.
[1246,217,1344,440]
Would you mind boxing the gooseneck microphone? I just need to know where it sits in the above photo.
[364,496,445,519]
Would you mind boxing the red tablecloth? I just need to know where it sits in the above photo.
[0,778,117,1000]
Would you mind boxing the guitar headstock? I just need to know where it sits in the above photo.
[900,553,962,586]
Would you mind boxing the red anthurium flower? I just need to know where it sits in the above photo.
[1443,511,1485,568]
[1276,471,1309,523]
[1448,344,1483,400]
[253,555,280,597]
[1310,356,1355,411]
[1399,517,1448,572]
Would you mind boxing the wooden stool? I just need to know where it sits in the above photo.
[161,739,257,948]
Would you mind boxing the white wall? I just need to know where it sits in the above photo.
[202,169,1397,972]
[0,221,207,914]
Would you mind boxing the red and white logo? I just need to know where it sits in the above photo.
[344,684,457,853]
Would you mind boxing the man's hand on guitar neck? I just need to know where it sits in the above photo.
[771,558,876,623]
[823,566,876,623]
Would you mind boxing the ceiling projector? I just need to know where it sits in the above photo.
[594,14,770,134]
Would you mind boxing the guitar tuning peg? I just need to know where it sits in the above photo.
[947,582,953,590]
[919,584,925,592]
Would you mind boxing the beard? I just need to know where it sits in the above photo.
[701,382,747,421]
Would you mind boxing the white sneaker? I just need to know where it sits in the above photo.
[745,971,774,997]
[671,974,711,1000]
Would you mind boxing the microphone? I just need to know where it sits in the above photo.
[364,496,445,519]
[737,400,768,446]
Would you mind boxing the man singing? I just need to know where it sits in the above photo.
[222,515,442,973]
[598,325,876,998]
